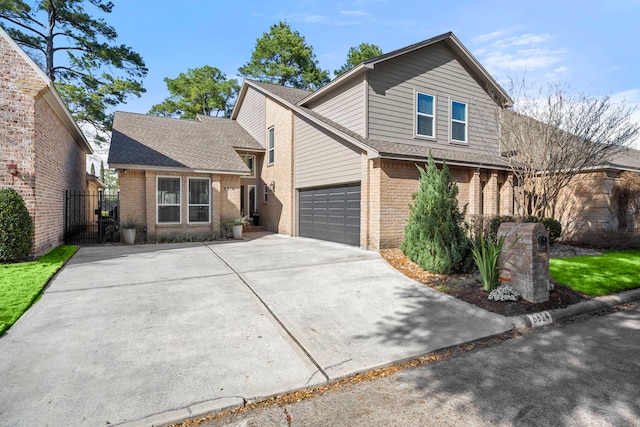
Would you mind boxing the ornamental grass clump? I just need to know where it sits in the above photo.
[470,229,506,292]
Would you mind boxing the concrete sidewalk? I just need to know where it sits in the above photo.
[0,234,513,426]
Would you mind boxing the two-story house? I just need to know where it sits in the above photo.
[109,32,517,248]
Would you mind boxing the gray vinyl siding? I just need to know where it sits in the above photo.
[236,86,266,146]
[367,43,500,156]
[294,115,361,189]
[305,75,366,137]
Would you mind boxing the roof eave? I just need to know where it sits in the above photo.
[0,27,92,154]
[378,153,512,171]
[109,163,250,176]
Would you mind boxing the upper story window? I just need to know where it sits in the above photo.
[268,127,275,165]
[188,178,210,223]
[241,154,255,177]
[416,92,435,138]
[451,100,467,143]
[157,177,181,224]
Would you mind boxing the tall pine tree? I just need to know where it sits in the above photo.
[401,153,472,274]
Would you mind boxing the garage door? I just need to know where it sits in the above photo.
[299,184,360,246]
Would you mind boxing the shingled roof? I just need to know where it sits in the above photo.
[108,112,262,173]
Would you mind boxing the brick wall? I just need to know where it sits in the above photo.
[33,96,85,254]
[261,98,294,235]
[556,171,619,240]
[118,169,240,242]
[1,34,86,255]
[371,159,474,249]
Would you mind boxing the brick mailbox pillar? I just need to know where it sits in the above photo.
[498,222,550,303]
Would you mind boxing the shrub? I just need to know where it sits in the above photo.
[488,284,521,301]
[0,188,33,262]
[401,153,472,274]
[487,215,515,243]
[541,217,562,246]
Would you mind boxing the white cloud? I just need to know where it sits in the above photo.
[472,29,509,44]
[608,65,624,72]
[341,10,369,16]
[474,30,568,75]
[303,14,327,23]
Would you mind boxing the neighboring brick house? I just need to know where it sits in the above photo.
[110,32,518,248]
[0,27,92,255]
[555,148,640,241]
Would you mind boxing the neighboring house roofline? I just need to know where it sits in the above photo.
[109,163,252,176]
[0,26,92,154]
[237,79,380,159]
[86,173,106,188]
[298,31,513,108]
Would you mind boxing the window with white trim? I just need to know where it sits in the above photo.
[416,92,435,138]
[451,100,467,143]
[157,177,181,223]
[241,154,255,177]
[268,127,275,164]
[188,178,210,223]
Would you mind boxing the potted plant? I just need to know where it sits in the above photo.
[251,211,260,226]
[121,217,138,245]
[230,216,249,240]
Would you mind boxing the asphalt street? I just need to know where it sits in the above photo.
[190,303,640,427]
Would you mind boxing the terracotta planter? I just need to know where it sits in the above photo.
[122,228,136,245]
[232,225,243,240]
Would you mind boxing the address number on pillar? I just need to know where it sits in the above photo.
[527,311,553,327]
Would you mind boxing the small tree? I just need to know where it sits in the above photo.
[401,153,472,274]
[500,79,639,219]
[0,188,33,262]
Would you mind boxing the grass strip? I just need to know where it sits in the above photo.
[0,245,77,335]
[550,250,640,296]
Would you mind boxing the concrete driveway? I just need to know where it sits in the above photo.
[0,234,513,426]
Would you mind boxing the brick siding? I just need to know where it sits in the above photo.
[1,35,86,255]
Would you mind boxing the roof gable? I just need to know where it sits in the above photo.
[0,26,91,154]
[298,32,512,108]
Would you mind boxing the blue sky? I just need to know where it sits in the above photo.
[108,0,639,143]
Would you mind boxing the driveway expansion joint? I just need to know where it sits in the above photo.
[204,243,331,382]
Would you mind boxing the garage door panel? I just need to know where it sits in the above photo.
[299,184,360,246]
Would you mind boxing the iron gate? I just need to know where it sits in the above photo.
[64,191,120,244]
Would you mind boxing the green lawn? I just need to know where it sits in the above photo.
[0,245,77,335]
[550,250,640,296]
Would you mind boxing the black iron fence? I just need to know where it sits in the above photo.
[64,191,120,245]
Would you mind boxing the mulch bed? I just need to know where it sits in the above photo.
[380,248,588,317]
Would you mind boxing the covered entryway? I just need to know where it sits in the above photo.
[298,184,360,246]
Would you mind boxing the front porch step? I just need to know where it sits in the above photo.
[243,225,267,232]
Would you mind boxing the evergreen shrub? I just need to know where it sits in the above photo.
[0,188,33,262]
[401,153,472,274]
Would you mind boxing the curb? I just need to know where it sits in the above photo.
[510,288,640,329]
